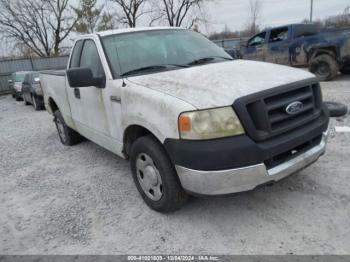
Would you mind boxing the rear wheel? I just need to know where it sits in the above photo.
[32,94,41,111]
[54,110,82,146]
[15,93,22,101]
[130,135,188,213]
[309,54,339,81]
[23,95,30,106]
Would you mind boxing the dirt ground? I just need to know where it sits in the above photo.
[0,75,349,255]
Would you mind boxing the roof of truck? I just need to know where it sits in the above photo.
[97,27,185,37]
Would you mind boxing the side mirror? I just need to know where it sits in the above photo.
[67,67,105,89]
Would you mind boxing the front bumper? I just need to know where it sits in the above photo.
[175,129,329,196]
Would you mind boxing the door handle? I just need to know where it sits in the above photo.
[74,88,80,99]
[110,96,121,103]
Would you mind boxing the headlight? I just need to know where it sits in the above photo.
[178,107,245,140]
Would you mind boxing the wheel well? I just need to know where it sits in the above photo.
[48,97,58,113]
[310,47,337,61]
[123,125,154,158]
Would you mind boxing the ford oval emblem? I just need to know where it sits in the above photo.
[286,101,304,115]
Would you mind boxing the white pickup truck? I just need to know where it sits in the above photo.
[40,27,330,212]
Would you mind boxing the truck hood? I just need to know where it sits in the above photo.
[127,60,316,109]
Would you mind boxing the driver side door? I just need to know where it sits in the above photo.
[67,39,110,138]
[244,31,267,61]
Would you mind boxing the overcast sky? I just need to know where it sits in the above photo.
[204,0,349,33]
[1,0,349,57]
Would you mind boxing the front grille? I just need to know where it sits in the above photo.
[234,80,323,142]
[265,135,322,169]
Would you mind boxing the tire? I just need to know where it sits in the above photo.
[53,110,82,146]
[12,93,15,99]
[32,94,41,111]
[130,135,188,213]
[15,93,22,101]
[324,101,348,118]
[24,95,30,106]
[340,66,350,75]
[309,54,339,81]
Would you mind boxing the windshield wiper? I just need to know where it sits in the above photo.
[121,64,188,77]
[187,56,233,66]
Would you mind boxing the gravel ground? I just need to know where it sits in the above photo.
[0,75,350,255]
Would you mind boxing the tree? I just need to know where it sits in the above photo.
[47,0,79,56]
[156,0,206,28]
[74,0,102,33]
[245,0,262,36]
[97,12,117,31]
[0,0,77,57]
[111,0,148,28]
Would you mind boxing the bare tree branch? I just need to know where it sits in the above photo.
[0,0,78,57]
[245,0,262,35]
[112,0,148,27]
[155,0,206,28]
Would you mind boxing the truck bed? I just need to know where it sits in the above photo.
[40,70,71,119]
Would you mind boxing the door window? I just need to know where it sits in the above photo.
[269,27,289,43]
[69,40,84,68]
[247,32,266,47]
[80,40,104,77]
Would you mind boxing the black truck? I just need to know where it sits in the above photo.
[243,24,350,81]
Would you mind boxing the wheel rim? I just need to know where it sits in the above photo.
[136,153,163,201]
[316,61,330,77]
[55,117,66,142]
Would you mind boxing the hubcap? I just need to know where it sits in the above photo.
[136,153,163,201]
[55,118,66,142]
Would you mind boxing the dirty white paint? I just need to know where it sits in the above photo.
[40,27,316,159]
[335,126,350,133]
[129,60,316,109]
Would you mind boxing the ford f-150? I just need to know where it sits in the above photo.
[40,27,330,212]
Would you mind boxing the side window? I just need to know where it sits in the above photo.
[269,27,289,43]
[248,32,266,47]
[69,40,84,68]
[80,40,104,77]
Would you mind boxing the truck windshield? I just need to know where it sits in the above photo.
[102,29,232,77]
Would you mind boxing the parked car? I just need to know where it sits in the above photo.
[243,24,350,81]
[11,71,31,101]
[22,72,44,110]
[40,27,330,212]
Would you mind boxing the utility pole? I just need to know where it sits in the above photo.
[310,0,314,23]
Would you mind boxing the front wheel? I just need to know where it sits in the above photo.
[54,110,82,146]
[309,54,339,81]
[130,135,188,213]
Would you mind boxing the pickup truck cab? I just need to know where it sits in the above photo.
[244,24,350,81]
[41,27,330,212]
